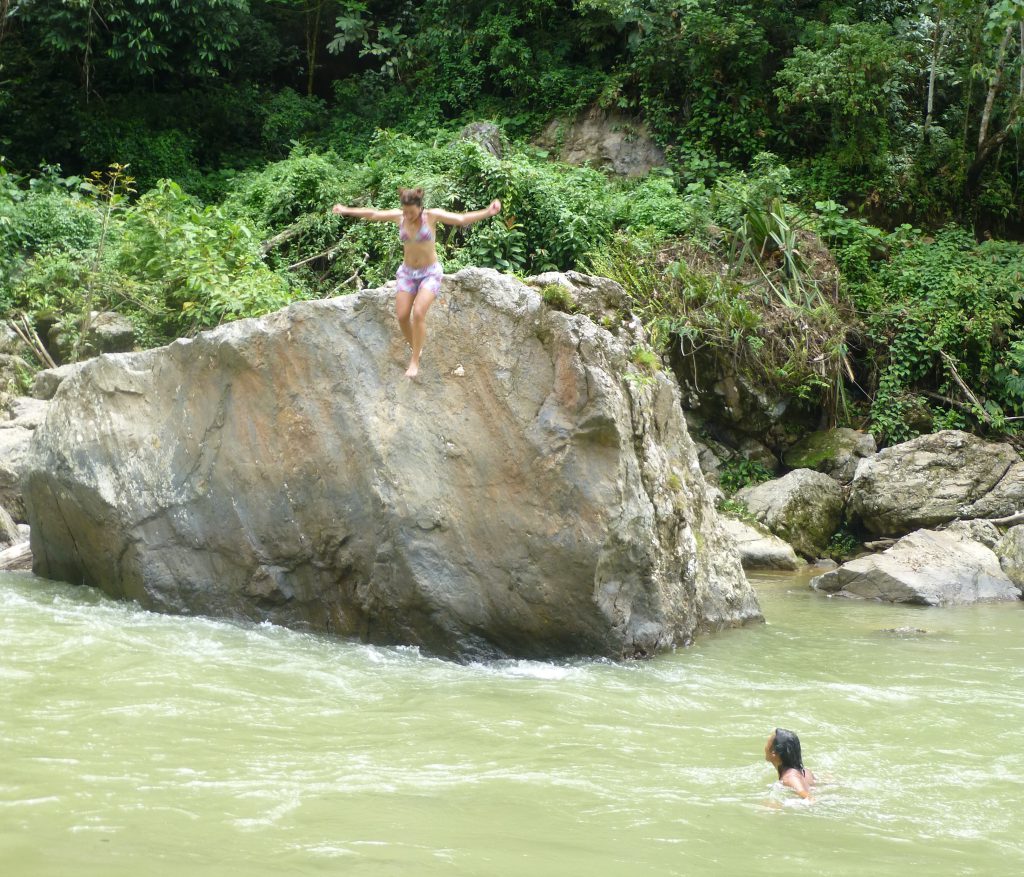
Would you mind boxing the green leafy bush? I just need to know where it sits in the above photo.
[587,226,855,421]
[0,190,101,256]
[223,150,353,231]
[230,130,619,290]
[79,122,198,194]
[261,89,328,156]
[117,180,295,334]
[612,172,698,238]
[718,459,773,495]
[851,226,1024,443]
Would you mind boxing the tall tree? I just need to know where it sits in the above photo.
[962,0,1024,195]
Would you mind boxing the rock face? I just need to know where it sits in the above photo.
[811,528,1021,605]
[535,106,665,177]
[0,396,48,522]
[735,469,844,559]
[849,430,1024,536]
[24,268,761,661]
[995,524,1024,589]
[31,362,87,401]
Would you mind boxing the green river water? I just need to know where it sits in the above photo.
[2,567,1022,876]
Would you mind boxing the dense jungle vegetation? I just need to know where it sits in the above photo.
[2,0,1024,448]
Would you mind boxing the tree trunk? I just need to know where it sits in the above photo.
[0,0,11,45]
[977,25,1012,150]
[965,25,1016,198]
[306,1,324,97]
[924,17,946,143]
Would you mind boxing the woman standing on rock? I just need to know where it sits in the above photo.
[332,187,502,378]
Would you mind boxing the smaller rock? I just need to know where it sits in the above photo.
[995,524,1024,590]
[534,106,666,177]
[87,311,136,354]
[737,437,780,474]
[0,540,32,571]
[720,517,804,571]
[460,122,503,158]
[811,527,1021,605]
[30,362,88,400]
[783,428,876,484]
[526,271,627,328]
[735,469,845,559]
[0,504,19,547]
[849,430,1021,536]
[863,538,897,551]
[2,396,48,430]
[0,424,35,522]
[0,324,24,356]
[941,519,1001,549]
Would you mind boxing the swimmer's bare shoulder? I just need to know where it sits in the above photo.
[781,767,816,799]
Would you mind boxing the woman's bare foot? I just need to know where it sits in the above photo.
[405,361,419,378]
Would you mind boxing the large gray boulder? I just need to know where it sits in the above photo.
[849,430,1024,536]
[735,469,844,559]
[811,527,1021,605]
[24,268,761,661]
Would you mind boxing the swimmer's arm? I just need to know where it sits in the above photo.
[332,206,401,222]
[430,200,502,227]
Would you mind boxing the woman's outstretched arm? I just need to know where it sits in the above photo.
[430,200,502,227]
[332,205,402,221]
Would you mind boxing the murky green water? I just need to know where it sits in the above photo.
[2,568,1022,876]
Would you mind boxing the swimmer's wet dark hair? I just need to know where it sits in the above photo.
[398,187,424,206]
[771,728,805,774]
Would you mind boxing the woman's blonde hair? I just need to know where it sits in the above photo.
[398,187,424,207]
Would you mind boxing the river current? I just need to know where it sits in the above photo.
[2,567,1022,876]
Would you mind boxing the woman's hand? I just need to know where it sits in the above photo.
[332,204,347,216]
[488,199,502,217]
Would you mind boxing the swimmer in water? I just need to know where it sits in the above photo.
[765,728,816,800]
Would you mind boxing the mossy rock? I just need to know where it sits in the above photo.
[782,428,876,484]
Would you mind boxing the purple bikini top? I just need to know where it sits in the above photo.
[399,215,436,243]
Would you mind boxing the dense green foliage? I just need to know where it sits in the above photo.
[2,1,1024,446]
[4,1,1023,225]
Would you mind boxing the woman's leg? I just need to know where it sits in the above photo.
[406,290,436,378]
[395,291,415,348]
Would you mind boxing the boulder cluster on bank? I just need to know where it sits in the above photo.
[710,428,1024,606]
